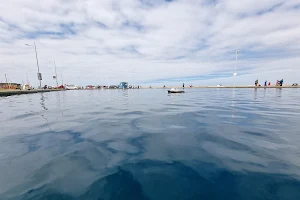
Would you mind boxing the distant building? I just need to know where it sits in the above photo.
[0,83,21,90]
[86,85,95,89]
[22,84,31,90]
[119,82,128,89]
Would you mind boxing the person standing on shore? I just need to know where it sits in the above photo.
[183,83,185,89]
[264,80,267,87]
[279,79,283,86]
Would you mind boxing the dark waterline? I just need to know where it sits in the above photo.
[1,89,300,200]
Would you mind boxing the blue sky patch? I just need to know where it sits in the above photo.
[121,20,144,31]
[96,22,109,29]
[141,71,249,84]
[23,23,77,39]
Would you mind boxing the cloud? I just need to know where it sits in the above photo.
[0,0,300,86]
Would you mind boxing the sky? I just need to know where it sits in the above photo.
[0,0,300,87]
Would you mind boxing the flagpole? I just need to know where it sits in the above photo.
[54,60,58,88]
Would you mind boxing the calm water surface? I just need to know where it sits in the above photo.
[1,89,300,200]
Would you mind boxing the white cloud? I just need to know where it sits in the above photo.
[0,0,300,86]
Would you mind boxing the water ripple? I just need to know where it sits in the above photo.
[1,89,300,199]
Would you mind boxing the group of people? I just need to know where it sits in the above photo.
[162,83,188,88]
[276,79,284,86]
[255,79,283,87]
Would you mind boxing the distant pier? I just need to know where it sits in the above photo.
[1,86,299,97]
[0,89,63,97]
[194,86,300,89]
[148,85,300,89]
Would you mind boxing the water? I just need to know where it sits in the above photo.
[1,88,300,200]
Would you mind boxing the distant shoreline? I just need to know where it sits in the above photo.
[0,89,63,97]
[1,86,299,97]
[146,85,300,89]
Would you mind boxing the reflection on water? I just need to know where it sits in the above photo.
[254,88,258,100]
[231,88,236,124]
[1,89,300,200]
[276,88,282,98]
[39,93,47,111]
[39,93,52,132]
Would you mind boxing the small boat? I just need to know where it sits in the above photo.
[168,88,185,93]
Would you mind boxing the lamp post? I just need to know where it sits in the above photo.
[133,68,135,89]
[107,76,109,88]
[49,60,59,88]
[5,74,8,88]
[25,42,42,88]
[54,61,59,88]
[61,68,64,86]
[234,50,240,86]
[26,73,30,85]
[98,74,102,86]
